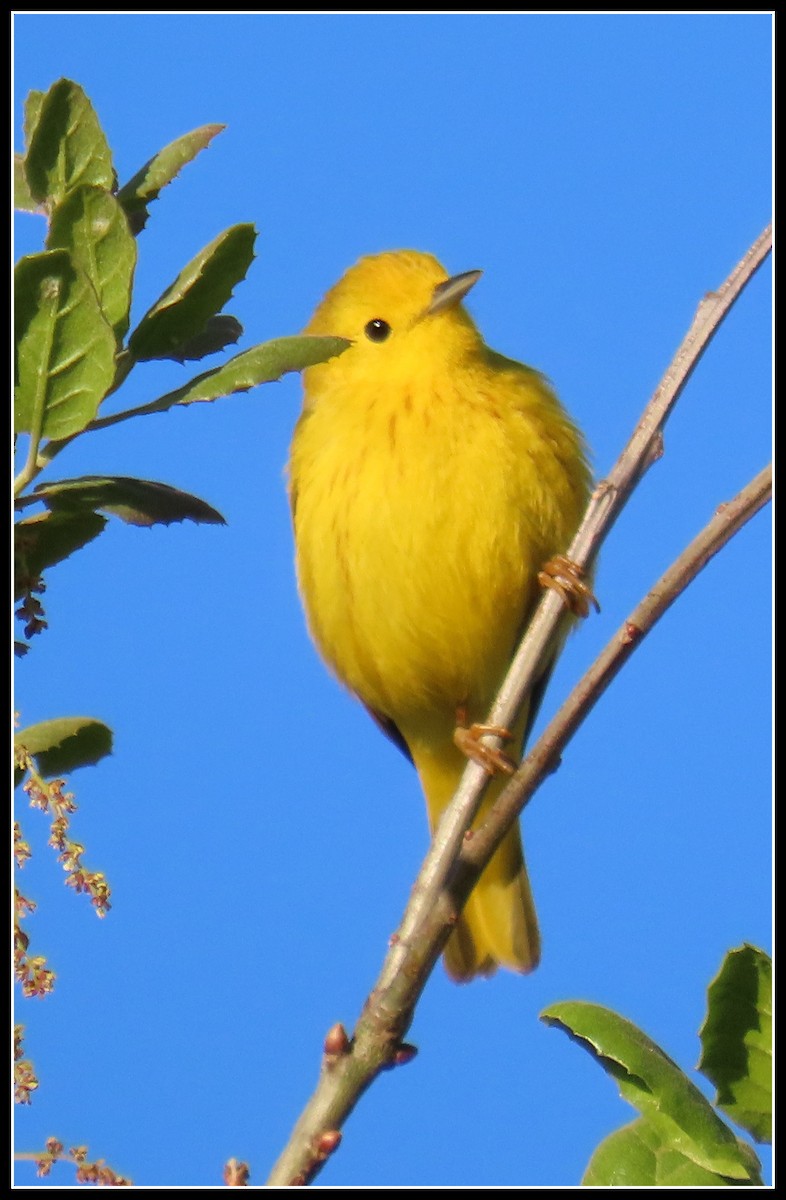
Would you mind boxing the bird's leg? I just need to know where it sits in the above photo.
[454,705,516,776]
[537,554,599,618]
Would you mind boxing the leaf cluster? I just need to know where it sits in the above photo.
[542,945,771,1185]
[12,80,349,1143]
[14,77,348,660]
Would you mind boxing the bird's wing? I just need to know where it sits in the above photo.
[362,662,552,772]
[362,703,415,765]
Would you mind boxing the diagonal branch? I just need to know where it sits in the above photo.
[450,463,772,904]
[267,466,770,1188]
[265,226,771,1186]
[378,223,772,988]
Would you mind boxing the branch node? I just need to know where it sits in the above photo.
[323,1022,351,1063]
[313,1130,342,1160]
[591,477,617,503]
[392,1042,418,1067]
[645,429,665,467]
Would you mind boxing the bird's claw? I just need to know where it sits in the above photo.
[537,554,598,618]
[454,710,516,776]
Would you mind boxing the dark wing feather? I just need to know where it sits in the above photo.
[363,703,414,765]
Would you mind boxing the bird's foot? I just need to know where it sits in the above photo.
[537,555,599,618]
[454,708,516,776]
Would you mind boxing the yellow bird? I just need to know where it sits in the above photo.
[289,250,591,981]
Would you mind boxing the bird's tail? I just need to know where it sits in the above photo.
[411,738,541,982]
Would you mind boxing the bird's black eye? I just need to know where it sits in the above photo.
[364,318,391,343]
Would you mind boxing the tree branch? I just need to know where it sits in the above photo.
[378,222,772,989]
[452,464,772,897]
[265,226,771,1186]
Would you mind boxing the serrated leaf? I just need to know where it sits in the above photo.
[14,154,41,213]
[116,123,225,235]
[698,946,772,1144]
[47,186,137,339]
[128,224,256,362]
[134,335,350,418]
[164,314,243,363]
[32,475,226,528]
[541,1001,758,1182]
[25,78,114,209]
[583,1117,745,1187]
[15,717,113,780]
[167,335,351,403]
[15,509,108,596]
[14,251,117,442]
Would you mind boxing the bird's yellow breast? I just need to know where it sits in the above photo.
[290,349,588,732]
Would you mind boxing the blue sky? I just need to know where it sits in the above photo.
[13,12,772,1188]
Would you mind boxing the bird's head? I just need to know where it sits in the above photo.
[302,250,484,395]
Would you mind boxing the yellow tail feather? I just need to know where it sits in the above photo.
[410,737,541,983]
[443,822,540,982]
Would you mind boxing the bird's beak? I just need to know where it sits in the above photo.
[423,269,482,318]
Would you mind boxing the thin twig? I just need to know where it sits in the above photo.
[453,464,772,891]
[265,227,771,1186]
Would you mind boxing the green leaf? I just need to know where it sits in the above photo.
[163,335,352,404]
[698,946,772,1144]
[15,91,47,212]
[47,186,137,339]
[31,475,226,527]
[14,154,41,213]
[15,717,113,780]
[116,123,225,235]
[23,89,45,149]
[15,509,108,597]
[583,1117,747,1186]
[541,1001,759,1182]
[128,224,256,361]
[25,78,114,209]
[132,335,351,418]
[163,314,243,363]
[14,251,117,442]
